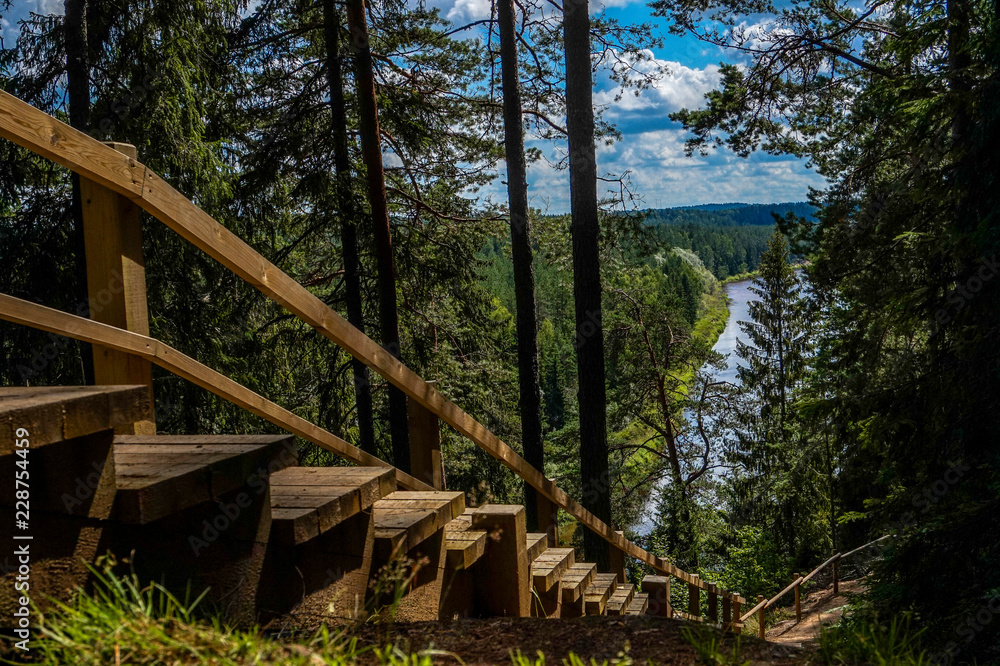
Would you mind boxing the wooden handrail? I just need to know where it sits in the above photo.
[0,90,740,599]
[740,535,889,622]
[0,293,431,491]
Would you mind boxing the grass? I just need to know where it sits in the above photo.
[814,614,931,666]
[0,555,438,665]
[681,626,749,666]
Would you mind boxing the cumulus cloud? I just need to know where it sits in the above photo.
[32,0,64,15]
[446,0,492,22]
[594,51,722,134]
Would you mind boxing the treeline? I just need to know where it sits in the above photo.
[645,202,815,227]
[643,203,812,279]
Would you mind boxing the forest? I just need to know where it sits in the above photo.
[0,0,998,662]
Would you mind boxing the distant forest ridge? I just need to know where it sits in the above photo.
[642,202,814,279]
[643,202,816,226]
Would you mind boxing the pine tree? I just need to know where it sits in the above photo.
[736,231,808,450]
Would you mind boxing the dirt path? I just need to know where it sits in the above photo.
[354,615,807,664]
[767,579,863,648]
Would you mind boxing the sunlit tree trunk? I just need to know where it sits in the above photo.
[345,0,410,469]
[563,0,611,569]
[323,0,377,455]
[497,0,546,530]
[65,0,95,385]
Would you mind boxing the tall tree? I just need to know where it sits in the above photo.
[563,0,611,568]
[660,0,1000,656]
[736,231,808,445]
[322,0,376,455]
[496,0,545,530]
[345,0,410,470]
[64,0,95,385]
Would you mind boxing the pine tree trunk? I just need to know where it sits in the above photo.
[323,0,377,455]
[64,0,95,385]
[345,0,410,470]
[497,0,545,531]
[563,0,610,569]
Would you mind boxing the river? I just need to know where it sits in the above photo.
[633,278,756,536]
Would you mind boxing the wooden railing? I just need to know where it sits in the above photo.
[0,90,745,612]
[741,535,890,638]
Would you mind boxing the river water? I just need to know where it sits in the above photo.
[634,278,756,535]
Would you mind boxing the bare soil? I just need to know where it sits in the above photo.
[353,615,808,664]
[767,579,864,648]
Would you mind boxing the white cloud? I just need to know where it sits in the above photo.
[32,0,64,16]
[446,0,492,22]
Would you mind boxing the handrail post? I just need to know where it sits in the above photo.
[407,396,444,489]
[688,575,700,618]
[609,530,626,583]
[757,594,766,639]
[794,573,801,622]
[707,583,718,623]
[80,141,155,434]
[833,554,841,594]
[722,594,732,627]
[536,480,559,546]
[732,596,742,633]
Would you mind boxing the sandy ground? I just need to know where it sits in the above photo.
[766,579,863,648]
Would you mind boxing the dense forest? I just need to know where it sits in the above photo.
[1,0,998,661]
[644,202,812,279]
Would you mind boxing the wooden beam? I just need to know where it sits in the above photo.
[81,141,154,434]
[0,90,739,600]
[609,530,626,583]
[757,594,766,640]
[688,576,701,617]
[794,573,801,622]
[0,293,429,491]
[407,396,443,489]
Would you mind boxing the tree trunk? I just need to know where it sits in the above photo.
[64,0,95,385]
[323,0,377,455]
[563,0,610,569]
[345,0,410,470]
[497,0,545,531]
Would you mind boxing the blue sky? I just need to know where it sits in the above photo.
[2,0,826,212]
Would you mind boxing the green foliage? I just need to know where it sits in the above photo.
[681,625,749,666]
[710,527,789,602]
[816,613,930,666]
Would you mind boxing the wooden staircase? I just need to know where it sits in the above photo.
[0,385,744,631]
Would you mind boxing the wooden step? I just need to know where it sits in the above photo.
[525,532,548,562]
[373,490,465,561]
[113,435,295,524]
[560,562,597,603]
[606,583,636,616]
[1,385,149,453]
[444,511,487,570]
[269,465,395,545]
[626,592,648,615]
[531,548,575,593]
[584,572,618,615]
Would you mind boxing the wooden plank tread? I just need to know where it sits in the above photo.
[112,434,295,524]
[531,548,575,593]
[584,573,619,615]
[606,583,635,616]
[373,491,465,560]
[560,562,597,603]
[0,385,150,452]
[445,529,488,570]
[525,532,548,562]
[626,593,648,615]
